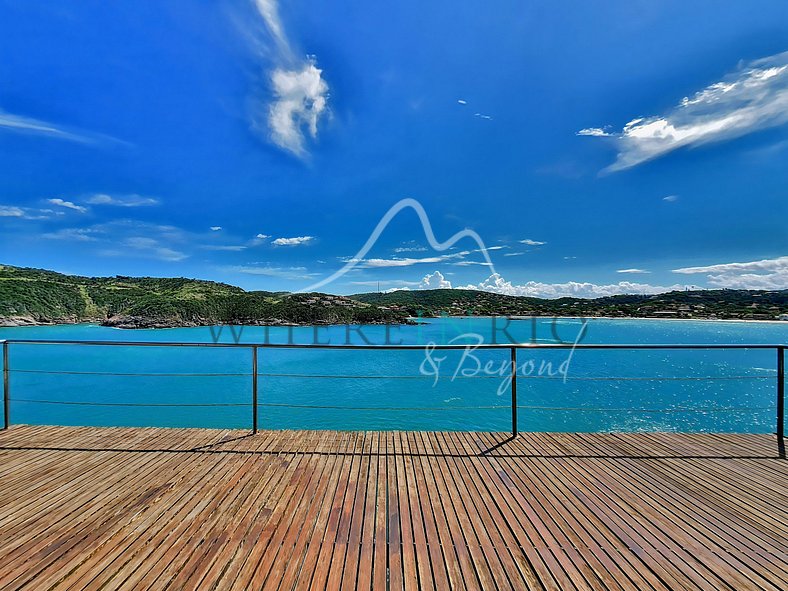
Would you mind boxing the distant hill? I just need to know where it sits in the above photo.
[1,264,785,328]
[0,264,408,328]
[351,288,788,321]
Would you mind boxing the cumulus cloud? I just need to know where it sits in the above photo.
[458,273,684,299]
[617,268,650,274]
[87,194,159,207]
[256,233,270,239]
[580,51,788,172]
[250,0,329,158]
[672,256,788,290]
[47,198,88,213]
[418,271,452,289]
[272,235,314,246]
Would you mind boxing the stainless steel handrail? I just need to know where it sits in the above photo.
[0,339,784,437]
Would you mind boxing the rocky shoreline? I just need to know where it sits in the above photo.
[0,315,414,329]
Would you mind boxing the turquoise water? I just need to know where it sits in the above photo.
[0,317,786,432]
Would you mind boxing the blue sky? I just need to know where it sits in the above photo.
[1,0,786,297]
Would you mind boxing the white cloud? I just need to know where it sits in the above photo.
[617,268,650,274]
[576,127,612,137]
[393,245,428,253]
[0,110,92,143]
[504,252,526,257]
[201,245,247,252]
[519,239,546,246]
[458,273,684,299]
[250,0,330,158]
[122,237,187,262]
[228,264,314,280]
[360,255,451,268]
[267,61,329,157]
[582,51,788,172]
[0,204,62,220]
[672,256,788,290]
[47,198,88,213]
[272,235,314,246]
[42,228,99,242]
[0,205,25,217]
[210,226,222,231]
[256,233,269,239]
[474,113,493,120]
[87,194,159,207]
[663,194,679,202]
[418,271,452,290]
[0,109,126,146]
[457,99,467,105]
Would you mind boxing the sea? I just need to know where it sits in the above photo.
[1,317,786,433]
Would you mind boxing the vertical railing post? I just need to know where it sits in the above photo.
[777,346,784,440]
[511,346,517,437]
[3,341,9,430]
[252,345,258,434]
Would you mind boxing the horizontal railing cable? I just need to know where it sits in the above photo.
[6,368,775,381]
[8,397,772,413]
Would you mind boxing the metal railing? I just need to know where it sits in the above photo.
[0,339,785,437]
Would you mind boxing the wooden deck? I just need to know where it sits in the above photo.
[0,426,785,591]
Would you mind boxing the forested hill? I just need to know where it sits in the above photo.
[1,264,786,328]
[352,288,788,321]
[0,264,408,328]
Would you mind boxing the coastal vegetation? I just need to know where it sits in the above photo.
[0,265,408,327]
[1,264,786,327]
[352,288,788,321]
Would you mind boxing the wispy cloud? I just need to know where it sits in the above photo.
[42,228,99,242]
[249,0,329,158]
[86,194,159,207]
[519,238,546,246]
[42,220,190,262]
[580,51,788,172]
[672,256,787,289]
[227,264,315,280]
[663,194,679,202]
[119,237,188,262]
[576,127,612,137]
[47,198,88,213]
[0,109,125,146]
[272,235,314,246]
[0,205,25,218]
[0,203,63,220]
[617,268,650,274]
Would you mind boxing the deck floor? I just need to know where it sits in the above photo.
[0,426,785,590]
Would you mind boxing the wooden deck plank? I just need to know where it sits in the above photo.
[0,425,785,591]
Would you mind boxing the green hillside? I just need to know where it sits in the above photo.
[352,288,788,320]
[0,264,407,327]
